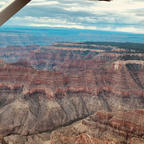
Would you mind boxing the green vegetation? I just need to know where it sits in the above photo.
[79,42,144,53]
[120,55,144,61]
[55,42,144,53]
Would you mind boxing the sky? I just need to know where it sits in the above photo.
[0,0,144,33]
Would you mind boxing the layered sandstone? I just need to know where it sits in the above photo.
[2,110,144,144]
[0,42,143,143]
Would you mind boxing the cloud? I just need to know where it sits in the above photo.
[29,0,60,6]
[1,0,144,34]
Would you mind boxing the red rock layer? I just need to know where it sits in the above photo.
[3,109,142,144]
[0,42,143,144]
[47,110,144,144]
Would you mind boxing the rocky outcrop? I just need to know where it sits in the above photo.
[47,109,144,144]
[2,109,144,144]
[0,42,144,143]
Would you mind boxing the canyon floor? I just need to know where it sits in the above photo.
[0,42,144,144]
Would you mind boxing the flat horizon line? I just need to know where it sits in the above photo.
[1,25,144,35]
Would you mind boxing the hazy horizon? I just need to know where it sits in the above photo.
[0,26,144,47]
[0,0,144,34]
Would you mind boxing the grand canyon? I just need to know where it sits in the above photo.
[0,41,143,144]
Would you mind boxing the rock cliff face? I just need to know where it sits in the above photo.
[2,110,144,144]
[46,109,144,144]
[0,42,144,143]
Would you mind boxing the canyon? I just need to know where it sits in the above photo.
[0,42,143,144]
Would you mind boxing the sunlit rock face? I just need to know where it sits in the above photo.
[2,110,144,144]
[0,42,144,143]
[45,109,144,144]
